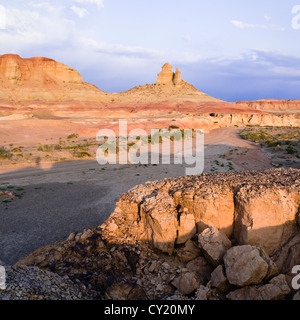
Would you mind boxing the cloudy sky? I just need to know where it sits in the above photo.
[0,0,300,101]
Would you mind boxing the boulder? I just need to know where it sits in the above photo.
[209,265,230,293]
[198,226,232,266]
[106,277,148,300]
[224,245,270,287]
[293,292,300,300]
[176,240,202,263]
[186,256,212,284]
[258,274,291,300]
[171,271,200,295]
[226,274,291,300]
[226,286,259,300]
[195,285,210,300]
[272,232,300,275]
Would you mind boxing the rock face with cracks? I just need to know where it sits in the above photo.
[13,168,300,300]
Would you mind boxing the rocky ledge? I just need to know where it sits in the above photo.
[9,168,300,300]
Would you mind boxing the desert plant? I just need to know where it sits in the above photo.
[0,147,12,159]
[67,133,79,140]
[286,145,297,155]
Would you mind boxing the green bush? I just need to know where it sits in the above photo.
[67,133,79,140]
[0,147,12,159]
[286,145,297,155]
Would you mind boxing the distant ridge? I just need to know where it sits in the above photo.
[0,55,219,103]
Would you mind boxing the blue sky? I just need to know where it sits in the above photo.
[0,0,300,101]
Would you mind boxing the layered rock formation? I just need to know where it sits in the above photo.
[0,54,105,102]
[235,99,300,112]
[156,63,174,85]
[156,63,183,86]
[14,168,300,300]
[173,67,182,85]
[0,55,219,103]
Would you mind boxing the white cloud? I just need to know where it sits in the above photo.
[231,20,265,29]
[72,0,104,9]
[71,6,88,18]
[0,6,75,53]
[231,20,285,32]
[29,2,57,13]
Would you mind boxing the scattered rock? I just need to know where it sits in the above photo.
[13,168,300,300]
[198,226,232,266]
[176,240,202,263]
[0,265,96,300]
[105,277,148,300]
[224,245,270,287]
[186,256,212,284]
[259,274,291,300]
[171,271,200,296]
[195,285,210,300]
[293,291,300,300]
[209,265,230,293]
[226,274,291,300]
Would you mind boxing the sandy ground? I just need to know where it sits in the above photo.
[0,127,273,264]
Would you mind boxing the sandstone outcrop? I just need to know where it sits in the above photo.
[235,99,300,112]
[114,168,300,256]
[173,68,182,85]
[156,63,183,86]
[0,54,105,102]
[13,168,300,300]
[156,63,174,85]
[0,55,220,104]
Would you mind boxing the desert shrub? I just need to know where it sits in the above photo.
[67,133,79,140]
[54,144,62,151]
[38,145,53,152]
[0,147,12,159]
[286,145,297,155]
[266,140,282,148]
[73,151,92,158]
